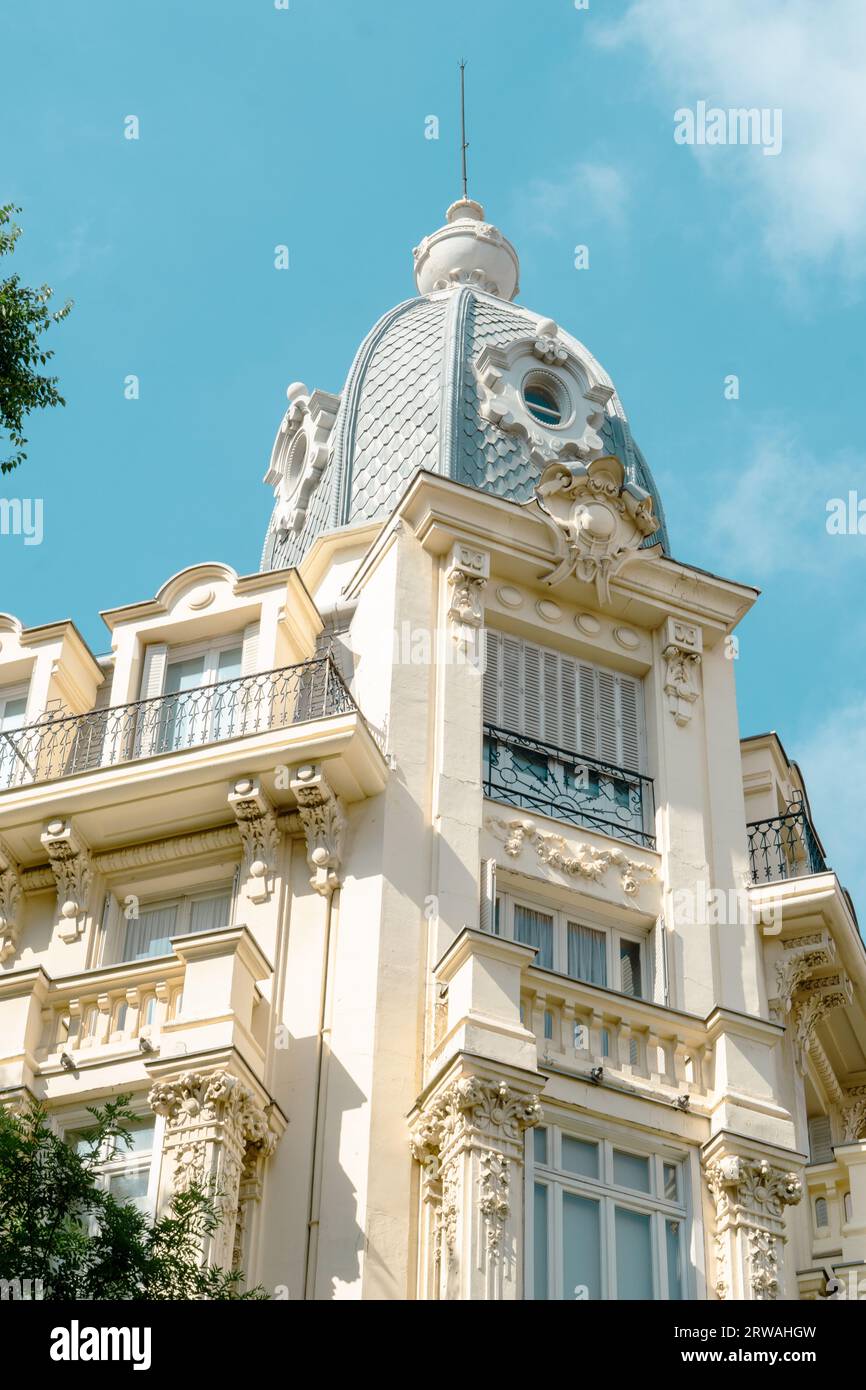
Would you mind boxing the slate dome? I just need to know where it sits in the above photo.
[261,202,669,571]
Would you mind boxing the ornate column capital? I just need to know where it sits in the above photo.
[703,1145,803,1300]
[40,818,92,943]
[289,763,347,896]
[148,1067,278,1270]
[793,974,853,1066]
[842,1091,866,1143]
[0,837,23,963]
[228,776,280,903]
[410,1065,542,1299]
[661,617,703,728]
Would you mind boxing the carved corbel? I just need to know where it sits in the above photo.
[289,763,347,896]
[228,776,280,904]
[40,818,92,943]
[841,1094,866,1143]
[0,837,23,963]
[769,932,836,1019]
[661,617,703,727]
[445,542,489,641]
[793,974,854,1067]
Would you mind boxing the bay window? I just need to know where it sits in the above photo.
[528,1121,689,1300]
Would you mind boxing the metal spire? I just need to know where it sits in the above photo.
[459,60,469,201]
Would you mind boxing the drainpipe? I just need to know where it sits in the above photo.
[303,883,340,1300]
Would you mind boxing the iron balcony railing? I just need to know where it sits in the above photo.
[0,657,359,792]
[747,807,827,885]
[483,723,656,850]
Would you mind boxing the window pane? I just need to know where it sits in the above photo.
[666,1219,684,1299]
[188,891,232,935]
[566,923,607,986]
[561,1135,599,1180]
[108,1118,155,1157]
[613,1149,651,1193]
[615,1207,653,1299]
[124,904,179,961]
[562,1192,601,1301]
[663,1162,679,1202]
[107,1168,150,1207]
[533,1184,549,1300]
[514,905,554,971]
[619,940,642,998]
[534,1127,548,1165]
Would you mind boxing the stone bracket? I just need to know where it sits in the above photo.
[0,836,23,963]
[662,617,703,727]
[289,763,347,896]
[228,776,280,903]
[40,817,92,943]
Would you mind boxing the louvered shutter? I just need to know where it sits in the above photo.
[501,637,521,730]
[523,643,541,738]
[241,622,260,676]
[597,669,619,764]
[577,663,598,758]
[483,631,500,724]
[619,676,641,772]
[808,1115,833,1165]
[560,658,578,752]
[139,644,168,700]
[542,650,560,744]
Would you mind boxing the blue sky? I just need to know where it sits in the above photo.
[1,0,865,908]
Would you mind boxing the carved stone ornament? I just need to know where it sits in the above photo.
[289,763,347,896]
[474,323,614,469]
[228,776,280,903]
[661,617,703,728]
[264,381,340,539]
[704,1154,802,1301]
[486,815,656,899]
[793,973,854,1066]
[0,837,23,963]
[841,1096,866,1143]
[769,932,836,1020]
[40,818,92,943]
[445,542,490,638]
[148,1068,276,1269]
[410,1074,541,1293]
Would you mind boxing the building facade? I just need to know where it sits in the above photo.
[1,198,865,1301]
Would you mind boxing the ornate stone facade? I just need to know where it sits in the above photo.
[704,1151,802,1300]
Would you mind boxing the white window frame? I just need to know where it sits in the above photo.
[0,681,30,725]
[495,888,649,998]
[107,881,236,964]
[526,1117,691,1301]
[163,632,246,689]
[61,1104,163,1221]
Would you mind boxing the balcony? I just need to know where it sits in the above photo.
[0,657,387,861]
[747,799,827,885]
[0,657,357,791]
[483,723,655,850]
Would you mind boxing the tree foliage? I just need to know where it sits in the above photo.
[0,1096,265,1300]
[0,203,72,474]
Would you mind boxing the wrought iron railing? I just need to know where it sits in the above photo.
[483,724,656,849]
[0,657,358,791]
[747,807,827,884]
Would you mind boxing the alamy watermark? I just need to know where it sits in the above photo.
[674,102,783,157]
[0,497,43,545]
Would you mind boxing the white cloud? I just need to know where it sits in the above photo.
[519,161,629,238]
[595,0,866,280]
[796,700,866,920]
[668,424,866,577]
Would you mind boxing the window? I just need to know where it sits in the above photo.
[66,1114,157,1217]
[0,682,29,788]
[483,633,645,773]
[494,890,648,996]
[122,886,233,962]
[814,1196,829,1230]
[137,626,259,755]
[522,373,567,427]
[529,1121,689,1300]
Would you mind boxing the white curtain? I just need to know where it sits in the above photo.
[124,905,179,961]
[567,923,607,986]
[514,905,554,970]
